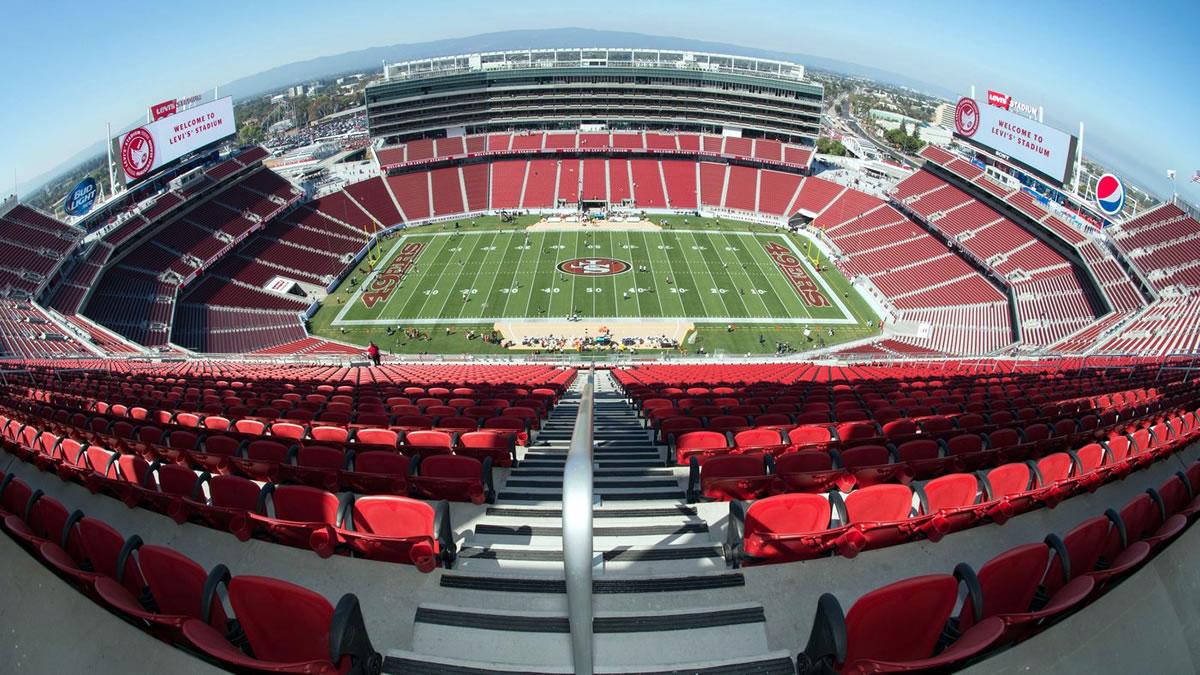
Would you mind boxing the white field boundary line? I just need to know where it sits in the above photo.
[332,229,861,326]
[333,315,860,326]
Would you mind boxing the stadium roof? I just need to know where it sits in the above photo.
[381,47,807,84]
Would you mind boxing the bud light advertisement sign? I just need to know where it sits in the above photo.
[63,177,99,217]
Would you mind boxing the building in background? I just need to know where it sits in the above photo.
[365,48,824,145]
[933,102,955,127]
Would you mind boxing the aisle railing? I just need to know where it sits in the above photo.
[562,368,595,675]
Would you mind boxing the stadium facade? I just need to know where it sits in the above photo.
[365,48,824,145]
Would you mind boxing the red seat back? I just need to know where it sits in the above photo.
[843,484,913,523]
[843,575,958,665]
[227,576,335,665]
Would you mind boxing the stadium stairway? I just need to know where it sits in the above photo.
[385,371,794,673]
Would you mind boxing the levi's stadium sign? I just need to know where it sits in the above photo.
[953,96,1077,186]
[150,93,205,121]
[986,90,1041,121]
[150,99,178,121]
[115,96,235,185]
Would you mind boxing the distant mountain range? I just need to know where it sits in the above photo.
[21,28,959,196]
[215,27,962,102]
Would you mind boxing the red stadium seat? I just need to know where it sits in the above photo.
[186,434,242,474]
[230,484,343,552]
[409,455,494,504]
[41,516,143,596]
[114,459,196,515]
[182,576,380,673]
[0,473,35,518]
[895,438,956,479]
[1113,491,1186,553]
[280,445,345,490]
[830,484,919,557]
[687,454,773,502]
[229,439,291,481]
[837,445,909,487]
[4,490,76,552]
[955,542,1093,644]
[796,575,1003,673]
[341,451,411,495]
[175,474,263,530]
[354,428,400,453]
[772,450,853,494]
[915,472,984,541]
[456,430,517,467]
[674,430,731,465]
[1043,514,1149,593]
[309,425,350,449]
[94,544,229,640]
[320,495,455,571]
[404,429,455,457]
[1158,469,1200,522]
[658,416,703,446]
[733,427,788,454]
[728,493,835,566]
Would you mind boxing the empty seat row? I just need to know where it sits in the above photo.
[794,461,1200,671]
[722,414,1198,565]
[5,413,500,505]
[0,471,383,673]
[3,440,462,570]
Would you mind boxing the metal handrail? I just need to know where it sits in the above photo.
[562,368,595,675]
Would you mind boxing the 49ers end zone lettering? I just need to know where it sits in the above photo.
[763,241,831,307]
[360,242,426,308]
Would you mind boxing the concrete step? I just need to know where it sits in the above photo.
[504,477,680,490]
[407,602,772,668]
[498,490,685,502]
[468,521,710,548]
[485,505,698,519]
[383,649,796,674]
[433,571,749,613]
[509,467,677,477]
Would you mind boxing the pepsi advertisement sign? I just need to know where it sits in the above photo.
[1095,173,1126,218]
[63,177,99,217]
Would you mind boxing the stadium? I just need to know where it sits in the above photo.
[2,25,1200,675]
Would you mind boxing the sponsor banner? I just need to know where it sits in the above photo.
[1095,173,1126,218]
[986,89,1040,120]
[63,177,99,217]
[953,96,1076,186]
[115,96,235,185]
[557,258,631,276]
[361,241,426,308]
[762,241,830,307]
[264,276,299,294]
[149,93,204,121]
[150,99,178,121]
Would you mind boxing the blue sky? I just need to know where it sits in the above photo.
[2,0,1197,202]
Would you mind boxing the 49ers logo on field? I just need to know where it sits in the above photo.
[557,258,631,276]
[121,128,156,180]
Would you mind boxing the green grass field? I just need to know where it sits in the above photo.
[308,216,881,354]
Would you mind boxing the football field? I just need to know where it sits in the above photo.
[329,226,858,325]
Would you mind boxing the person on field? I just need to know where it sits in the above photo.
[367,342,381,367]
